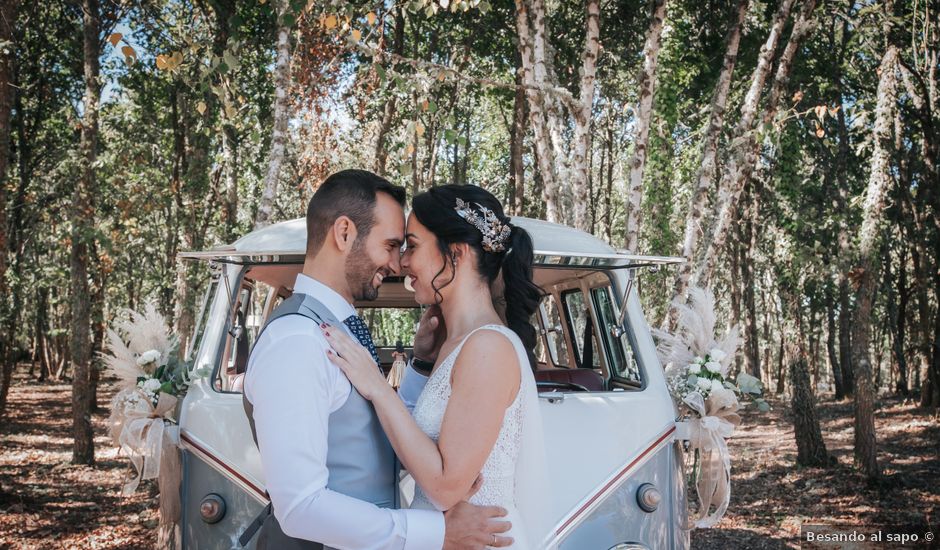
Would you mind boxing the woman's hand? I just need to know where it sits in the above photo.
[321,324,391,401]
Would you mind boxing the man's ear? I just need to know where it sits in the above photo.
[332,216,358,252]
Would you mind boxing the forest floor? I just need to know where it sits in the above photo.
[1,369,938,549]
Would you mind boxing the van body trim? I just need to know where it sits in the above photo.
[549,424,676,545]
[180,430,269,504]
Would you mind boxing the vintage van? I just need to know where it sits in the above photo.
[176,216,688,549]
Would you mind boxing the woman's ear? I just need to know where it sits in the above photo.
[450,243,471,265]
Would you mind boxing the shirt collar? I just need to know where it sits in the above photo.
[292,273,357,321]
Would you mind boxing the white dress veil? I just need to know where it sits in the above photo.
[507,329,553,548]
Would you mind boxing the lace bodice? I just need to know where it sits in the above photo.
[411,325,525,510]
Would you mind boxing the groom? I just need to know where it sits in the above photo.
[242,169,512,549]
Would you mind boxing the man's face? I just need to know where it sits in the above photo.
[345,193,405,301]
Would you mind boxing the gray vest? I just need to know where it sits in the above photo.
[242,293,397,550]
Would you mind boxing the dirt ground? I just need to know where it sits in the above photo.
[1,371,938,549]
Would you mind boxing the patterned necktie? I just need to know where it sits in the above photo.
[343,314,381,367]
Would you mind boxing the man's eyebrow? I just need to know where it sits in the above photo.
[387,237,404,246]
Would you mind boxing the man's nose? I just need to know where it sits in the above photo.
[389,251,402,275]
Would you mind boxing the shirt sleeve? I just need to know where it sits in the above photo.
[397,360,430,414]
[244,318,444,549]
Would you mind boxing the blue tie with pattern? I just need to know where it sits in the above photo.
[343,314,381,367]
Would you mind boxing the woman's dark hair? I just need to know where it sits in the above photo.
[411,184,542,368]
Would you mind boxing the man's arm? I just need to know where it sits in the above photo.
[245,319,443,550]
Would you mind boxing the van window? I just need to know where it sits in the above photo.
[214,278,277,393]
[356,307,422,347]
[539,295,569,367]
[592,286,641,384]
[562,289,602,369]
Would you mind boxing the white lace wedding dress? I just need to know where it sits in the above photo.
[411,324,544,549]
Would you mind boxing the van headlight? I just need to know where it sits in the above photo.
[199,493,226,524]
[608,544,650,550]
[636,483,661,513]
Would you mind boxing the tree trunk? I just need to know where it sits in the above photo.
[604,122,614,242]
[790,350,833,466]
[71,0,99,466]
[255,0,292,229]
[509,58,526,216]
[36,287,49,382]
[695,0,814,287]
[515,0,562,222]
[785,301,832,468]
[89,242,106,413]
[742,179,761,379]
[0,0,18,419]
[623,0,668,251]
[894,246,909,395]
[568,0,600,232]
[209,0,238,241]
[668,0,749,311]
[826,284,845,398]
[849,41,899,481]
[373,7,404,177]
[926,274,940,408]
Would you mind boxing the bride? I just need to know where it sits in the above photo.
[322,184,551,549]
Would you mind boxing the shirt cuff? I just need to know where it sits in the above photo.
[398,363,430,413]
[402,508,446,550]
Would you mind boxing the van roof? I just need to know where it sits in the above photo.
[180,216,683,269]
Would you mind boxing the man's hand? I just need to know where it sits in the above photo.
[413,305,446,363]
[443,501,513,550]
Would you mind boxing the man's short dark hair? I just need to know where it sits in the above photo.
[306,169,407,256]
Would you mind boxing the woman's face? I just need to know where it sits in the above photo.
[401,213,453,305]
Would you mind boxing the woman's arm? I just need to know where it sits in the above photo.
[323,327,520,509]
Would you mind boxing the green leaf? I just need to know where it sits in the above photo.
[444,129,457,143]
[736,372,764,395]
[374,64,386,82]
[223,50,240,71]
[456,135,468,147]
[427,100,437,113]
[478,0,491,13]
[280,13,296,28]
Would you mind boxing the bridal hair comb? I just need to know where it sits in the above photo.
[454,198,512,253]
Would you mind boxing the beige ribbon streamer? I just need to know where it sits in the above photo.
[109,388,182,548]
[682,387,741,528]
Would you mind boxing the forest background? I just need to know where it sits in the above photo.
[0,0,938,547]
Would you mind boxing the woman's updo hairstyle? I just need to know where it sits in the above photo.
[411,184,542,368]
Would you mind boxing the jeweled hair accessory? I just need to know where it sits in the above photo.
[454,198,512,253]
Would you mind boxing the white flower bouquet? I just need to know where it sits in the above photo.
[102,301,208,548]
[652,287,766,528]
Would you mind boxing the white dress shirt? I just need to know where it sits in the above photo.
[244,274,444,550]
